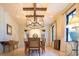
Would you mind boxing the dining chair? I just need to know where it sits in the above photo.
[28,38,40,55]
[24,40,29,54]
[41,38,46,53]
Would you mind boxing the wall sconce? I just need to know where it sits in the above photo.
[42,29,45,32]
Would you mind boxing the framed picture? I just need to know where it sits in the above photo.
[7,24,12,35]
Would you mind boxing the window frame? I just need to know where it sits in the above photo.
[52,26,54,41]
[66,9,76,42]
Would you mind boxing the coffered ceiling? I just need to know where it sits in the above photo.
[0,3,69,26]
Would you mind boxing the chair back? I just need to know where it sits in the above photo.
[42,38,46,46]
[28,38,40,48]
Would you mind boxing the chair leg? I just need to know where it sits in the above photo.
[28,49,30,55]
[42,48,43,54]
[8,45,10,52]
[3,45,5,53]
[42,47,45,54]
[43,47,45,52]
[39,49,40,56]
[42,47,44,54]
[25,47,26,54]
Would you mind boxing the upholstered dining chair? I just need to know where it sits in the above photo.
[41,38,46,53]
[24,40,29,54]
[28,38,40,55]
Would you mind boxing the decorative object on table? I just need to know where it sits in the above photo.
[7,24,12,35]
[33,33,38,38]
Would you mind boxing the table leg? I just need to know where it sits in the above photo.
[13,45,15,50]
[3,45,5,53]
[9,45,10,52]
[76,41,78,56]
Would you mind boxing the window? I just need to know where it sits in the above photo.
[66,9,76,41]
[52,26,54,41]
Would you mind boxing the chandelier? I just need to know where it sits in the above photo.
[26,17,44,29]
[23,3,46,29]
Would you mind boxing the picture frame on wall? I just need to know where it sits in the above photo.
[7,24,12,35]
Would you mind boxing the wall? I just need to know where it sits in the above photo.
[44,26,49,47]
[18,24,25,48]
[0,8,5,52]
[0,6,20,52]
[50,21,57,48]
[56,14,65,52]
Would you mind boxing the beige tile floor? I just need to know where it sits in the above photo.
[0,47,65,56]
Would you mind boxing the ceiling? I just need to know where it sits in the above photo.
[0,3,69,26]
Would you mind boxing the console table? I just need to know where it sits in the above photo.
[0,40,18,53]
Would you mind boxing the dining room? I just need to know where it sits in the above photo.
[0,3,79,56]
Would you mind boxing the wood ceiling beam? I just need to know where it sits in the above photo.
[34,3,36,21]
[36,8,47,11]
[23,8,47,11]
[26,15,44,17]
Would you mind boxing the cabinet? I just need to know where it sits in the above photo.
[54,40,61,50]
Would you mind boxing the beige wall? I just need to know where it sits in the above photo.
[18,24,25,48]
[0,6,19,41]
[56,14,65,51]
[0,5,22,52]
